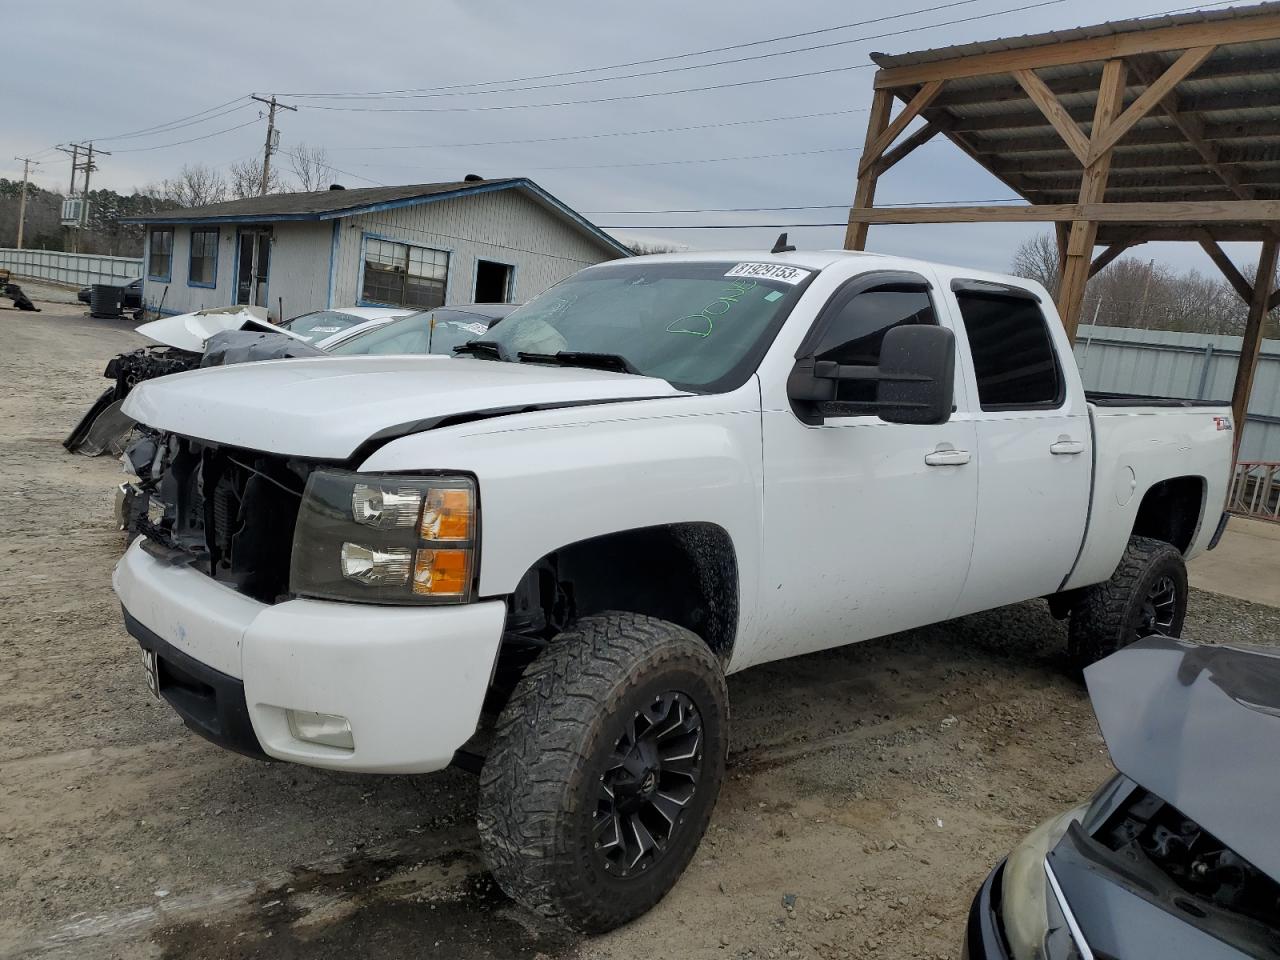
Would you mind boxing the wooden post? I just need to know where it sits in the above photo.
[1056,59,1127,341]
[845,89,894,251]
[1231,239,1279,460]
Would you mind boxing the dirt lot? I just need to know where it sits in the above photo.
[4,302,1279,960]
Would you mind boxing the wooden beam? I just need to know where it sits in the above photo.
[1089,242,1136,277]
[871,121,943,177]
[1231,239,1279,458]
[1055,221,1070,292]
[949,90,1280,133]
[873,10,1280,88]
[858,80,946,177]
[977,118,1280,154]
[928,50,1280,110]
[1087,47,1214,163]
[1100,224,1280,243]
[1058,59,1128,341]
[843,198,1280,223]
[1198,236,1255,302]
[1013,69,1090,165]
[844,89,894,251]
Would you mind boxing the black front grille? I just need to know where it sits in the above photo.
[142,435,313,603]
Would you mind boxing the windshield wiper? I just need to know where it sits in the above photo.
[453,339,506,361]
[517,351,640,375]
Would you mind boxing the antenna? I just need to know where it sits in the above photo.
[771,232,796,254]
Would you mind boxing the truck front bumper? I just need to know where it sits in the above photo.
[113,540,507,774]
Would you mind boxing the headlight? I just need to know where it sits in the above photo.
[1001,805,1085,960]
[290,470,477,604]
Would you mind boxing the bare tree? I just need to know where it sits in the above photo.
[145,164,228,208]
[1010,232,1061,295]
[289,143,335,192]
[628,240,685,256]
[228,158,285,199]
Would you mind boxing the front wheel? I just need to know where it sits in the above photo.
[1068,535,1188,668]
[477,612,728,933]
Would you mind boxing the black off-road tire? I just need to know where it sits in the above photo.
[477,612,728,933]
[1068,535,1188,669]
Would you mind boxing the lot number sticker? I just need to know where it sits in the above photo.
[724,262,811,285]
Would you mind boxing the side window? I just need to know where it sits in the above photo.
[955,292,1061,409]
[810,285,937,403]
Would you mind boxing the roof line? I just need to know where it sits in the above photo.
[119,179,631,257]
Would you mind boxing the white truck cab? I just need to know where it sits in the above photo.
[112,249,1233,931]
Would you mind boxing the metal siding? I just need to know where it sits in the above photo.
[1075,323,1280,462]
[264,222,334,320]
[333,189,616,308]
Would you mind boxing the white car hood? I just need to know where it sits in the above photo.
[135,305,303,352]
[121,356,686,459]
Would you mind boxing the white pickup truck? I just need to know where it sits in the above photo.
[112,248,1233,931]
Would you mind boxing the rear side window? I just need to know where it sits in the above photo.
[955,292,1062,409]
[809,286,936,403]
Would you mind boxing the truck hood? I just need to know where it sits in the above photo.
[1085,636,1280,884]
[135,305,303,352]
[120,355,686,459]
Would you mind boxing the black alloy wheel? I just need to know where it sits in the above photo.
[594,691,703,878]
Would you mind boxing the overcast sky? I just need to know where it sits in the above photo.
[6,0,1258,275]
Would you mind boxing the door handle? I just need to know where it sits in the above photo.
[924,447,971,466]
[1050,438,1085,455]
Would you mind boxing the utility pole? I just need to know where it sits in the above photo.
[251,94,296,195]
[55,144,81,251]
[78,142,110,234]
[13,156,40,249]
[52,143,109,252]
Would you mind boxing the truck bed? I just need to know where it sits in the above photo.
[1085,390,1226,408]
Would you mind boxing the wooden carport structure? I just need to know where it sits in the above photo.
[844,2,1280,447]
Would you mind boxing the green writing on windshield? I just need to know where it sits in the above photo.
[667,279,759,338]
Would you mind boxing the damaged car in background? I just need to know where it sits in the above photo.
[966,636,1280,960]
[65,303,511,457]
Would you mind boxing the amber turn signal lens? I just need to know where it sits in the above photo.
[413,548,471,597]
[420,487,473,542]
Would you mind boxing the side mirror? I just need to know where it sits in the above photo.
[875,325,955,425]
[786,324,955,425]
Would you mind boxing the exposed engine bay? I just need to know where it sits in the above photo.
[120,430,316,604]
[1100,787,1280,929]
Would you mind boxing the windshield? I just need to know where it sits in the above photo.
[327,308,509,356]
[282,310,371,341]
[477,260,811,389]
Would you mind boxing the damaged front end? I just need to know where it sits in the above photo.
[119,430,316,604]
[64,347,199,456]
[969,637,1280,960]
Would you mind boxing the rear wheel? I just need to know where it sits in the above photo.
[477,612,728,932]
[1068,536,1188,668]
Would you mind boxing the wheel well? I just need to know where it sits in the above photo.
[1131,476,1205,554]
[495,523,739,688]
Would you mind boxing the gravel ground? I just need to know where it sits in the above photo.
[3,304,1278,960]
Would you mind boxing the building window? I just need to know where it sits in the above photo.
[361,237,448,309]
[188,227,219,288]
[147,228,173,281]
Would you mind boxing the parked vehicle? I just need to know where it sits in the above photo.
[66,304,511,457]
[965,636,1280,960]
[278,306,414,346]
[325,303,519,355]
[110,249,1234,931]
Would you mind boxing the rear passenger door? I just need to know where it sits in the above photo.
[947,281,1092,617]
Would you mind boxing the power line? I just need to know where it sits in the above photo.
[327,108,866,152]
[275,147,385,187]
[588,197,1022,214]
[111,118,262,153]
[367,145,857,175]
[290,1,1058,104]
[299,0,1066,114]
[89,96,253,143]
[281,0,989,98]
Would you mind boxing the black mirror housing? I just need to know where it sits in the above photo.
[786,324,955,425]
[876,325,955,425]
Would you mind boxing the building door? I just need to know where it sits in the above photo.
[474,259,513,302]
[235,228,272,308]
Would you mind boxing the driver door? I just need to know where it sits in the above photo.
[748,271,979,669]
